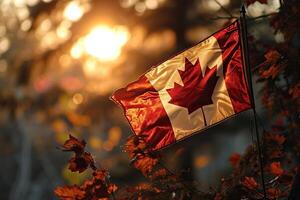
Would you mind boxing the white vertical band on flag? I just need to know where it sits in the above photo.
[145,36,234,140]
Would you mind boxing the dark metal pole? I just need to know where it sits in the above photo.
[239,5,267,200]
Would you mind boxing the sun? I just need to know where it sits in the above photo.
[83,25,130,62]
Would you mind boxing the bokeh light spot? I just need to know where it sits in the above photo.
[64,1,84,22]
[21,19,32,32]
[145,0,158,9]
[0,37,10,54]
[0,59,7,73]
[83,25,129,62]
[194,155,211,168]
[72,93,84,105]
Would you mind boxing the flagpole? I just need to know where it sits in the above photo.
[239,5,267,199]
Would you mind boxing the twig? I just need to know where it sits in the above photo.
[157,161,205,196]
[214,0,233,18]
[248,13,277,21]
[211,13,277,22]
[128,135,205,197]
[210,16,238,20]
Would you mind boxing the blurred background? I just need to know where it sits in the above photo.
[0,0,282,199]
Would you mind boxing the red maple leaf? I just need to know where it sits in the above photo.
[167,58,219,115]
[269,162,284,176]
[241,176,259,190]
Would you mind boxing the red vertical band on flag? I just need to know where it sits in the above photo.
[214,22,251,113]
[111,75,176,150]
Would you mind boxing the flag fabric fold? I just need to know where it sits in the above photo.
[111,21,251,150]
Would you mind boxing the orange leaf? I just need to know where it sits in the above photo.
[267,188,281,199]
[242,176,259,190]
[107,184,118,194]
[289,83,300,100]
[270,162,284,176]
[93,169,108,182]
[151,168,167,180]
[61,134,86,154]
[229,153,241,168]
[265,133,286,145]
[264,50,281,64]
[133,156,158,176]
[68,152,96,173]
[54,185,85,200]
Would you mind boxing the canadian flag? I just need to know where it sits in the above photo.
[111,21,251,150]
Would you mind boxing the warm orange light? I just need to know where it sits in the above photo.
[63,1,84,21]
[83,25,129,62]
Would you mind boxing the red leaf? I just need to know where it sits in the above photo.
[151,168,167,180]
[123,135,160,176]
[229,153,241,168]
[68,152,96,173]
[242,176,259,190]
[264,50,281,64]
[265,132,286,145]
[54,185,85,200]
[259,50,285,79]
[133,156,158,176]
[167,58,219,114]
[61,134,86,154]
[93,169,108,182]
[289,83,300,100]
[107,184,118,194]
[80,169,116,199]
[270,162,284,176]
[58,134,96,173]
[267,188,281,199]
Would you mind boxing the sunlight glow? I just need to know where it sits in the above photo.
[83,25,129,62]
[63,1,84,21]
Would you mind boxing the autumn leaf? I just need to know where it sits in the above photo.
[167,58,219,114]
[267,188,281,199]
[264,50,281,64]
[55,169,117,200]
[61,134,86,154]
[269,162,284,176]
[54,185,85,200]
[123,135,148,158]
[260,65,282,79]
[241,176,259,190]
[151,168,167,180]
[258,50,286,79]
[68,152,96,173]
[123,135,160,176]
[58,134,96,173]
[107,184,118,194]
[289,83,300,100]
[93,169,108,182]
[265,132,286,145]
[133,156,158,176]
[229,153,241,168]
[268,148,284,159]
